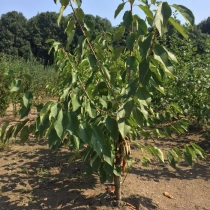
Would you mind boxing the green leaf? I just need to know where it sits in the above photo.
[0,121,9,142]
[139,58,151,87]
[79,123,92,144]
[102,145,113,166]
[85,71,95,88]
[124,99,134,117]
[171,147,182,163]
[70,135,80,150]
[72,0,82,7]
[172,4,194,25]
[13,119,29,138]
[90,154,101,171]
[138,33,153,57]
[84,20,94,31]
[113,25,125,41]
[20,126,29,143]
[22,92,33,108]
[65,19,76,34]
[50,103,59,119]
[154,2,172,37]
[103,162,113,176]
[191,143,206,159]
[163,47,178,63]
[139,0,148,5]
[99,164,107,183]
[75,8,85,21]
[166,151,176,169]
[88,54,97,68]
[19,106,31,120]
[66,30,75,49]
[137,18,148,35]
[97,82,108,96]
[23,74,32,83]
[127,56,137,71]
[133,107,144,126]
[4,125,15,143]
[54,109,63,139]
[67,112,79,136]
[114,2,126,18]
[40,101,54,124]
[71,93,81,111]
[112,46,125,61]
[136,87,151,107]
[85,100,96,118]
[139,5,153,19]
[168,17,188,39]
[10,79,21,92]
[122,78,138,99]
[105,116,119,140]
[91,134,102,156]
[126,33,136,50]
[58,5,66,26]
[48,129,61,149]
[123,11,133,29]
[45,39,55,44]
[153,44,174,78]
[117,106,131,138]
[77,36,86,55]
[154,146,164,163]
[183,147,192,166]
[60,0,69,6]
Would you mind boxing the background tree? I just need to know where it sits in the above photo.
[198,17,210,34]
[0,11,32,59]
[27,12,66,65]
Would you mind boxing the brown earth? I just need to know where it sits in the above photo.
[0,104,210,210]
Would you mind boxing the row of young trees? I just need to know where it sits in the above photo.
[0,10,210,64]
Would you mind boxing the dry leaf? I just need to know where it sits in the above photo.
[126,202,136,210]
[163,192,173,199]
[105,186,115,194]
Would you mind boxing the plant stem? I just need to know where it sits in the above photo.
[114,175,121,200]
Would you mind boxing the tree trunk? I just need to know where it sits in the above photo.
[114,174,121,200]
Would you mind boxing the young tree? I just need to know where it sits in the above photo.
[1,0,206,201]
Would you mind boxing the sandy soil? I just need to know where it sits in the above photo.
[0,105,210,210]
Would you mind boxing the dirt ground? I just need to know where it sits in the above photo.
[0,105,210,210]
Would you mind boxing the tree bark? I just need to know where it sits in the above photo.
[114,174,121,200]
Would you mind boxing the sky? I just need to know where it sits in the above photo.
[0,0,209,26]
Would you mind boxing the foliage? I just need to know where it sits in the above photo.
[0,72,10,116]
[154,22,210,127]
[1,0,207,201]
[0,11,113,64]
[27,12,66,65]
[0,54,58,116]
[0,11,32,60]
[198,17,210,34]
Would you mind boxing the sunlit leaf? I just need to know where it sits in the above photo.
[114,2,126,18]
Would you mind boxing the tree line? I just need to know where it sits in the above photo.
[0,11,113,64]
[0,11,209,65]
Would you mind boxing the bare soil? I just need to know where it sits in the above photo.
[0,104,210,210]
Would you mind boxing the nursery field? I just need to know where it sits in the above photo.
[0,0,210,209]
[0,106,210,210]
